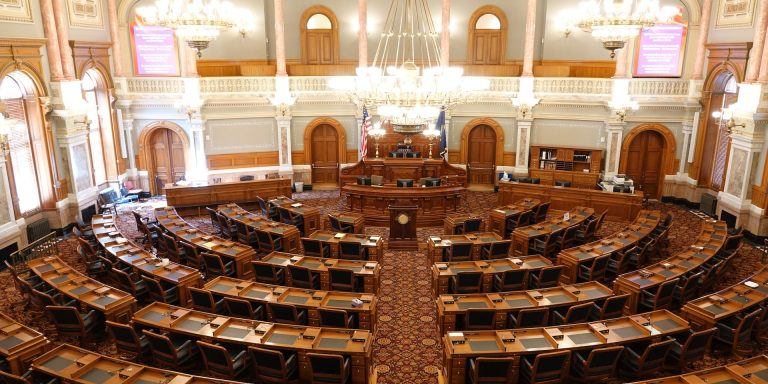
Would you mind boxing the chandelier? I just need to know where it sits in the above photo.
[566,0,678,58]
[137,0,254,57]
[332,0,488,131]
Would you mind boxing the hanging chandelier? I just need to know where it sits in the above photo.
[332,0,488,131]
[137,0,254,58]
[565,0,678,58]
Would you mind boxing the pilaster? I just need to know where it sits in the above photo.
[275,113,293,179]
[604,121,626,177]
[514,119,532,176]
[679,120,694,175]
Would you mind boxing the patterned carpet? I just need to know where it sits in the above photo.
[0,189,765,383]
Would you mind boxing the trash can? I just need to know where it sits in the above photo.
[294,182,304,193]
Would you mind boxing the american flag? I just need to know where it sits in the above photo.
[360,106,372,158]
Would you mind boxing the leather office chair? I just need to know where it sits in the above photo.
[559,225,579,251]
[206,207,223,235]
[673,271,704,307]
[202,253,235,278]
[533,202,551,223]
[529,231,562,260]
[508,308,549,329]
[481,240,512,260]
[464,309,497,331]
[252,262,286,285]
[268,303,307,325]
[46,305,102,346]
[112,268,149,301]
[0,370,57,384]
[505,211,533,238]
[256,230,283,253]
[339,241,367,260]
[215,212,235,240]
[257,196,280,221]
[75,244,108,279]
[288,265,321,290]
[179,240,203,270]
[302,238,331,258]
[318,308,356,329]
[666,327,717,372]
[151,226,168,257]
[444,242,473,262]
[144,277,179,305]
[493,269,528,292]
[577,254,610,283]
[589,294,630,321]
[638,278,679,312]
[328,215,354,233]
[307,353,351,384]
[279,207,304,235]
[161,233,187,264]
[552,302,593,325]
[713,308,760,357]
[618,339,674,379]
[249,346,299,383]
[224,297,265,320]
[188,287,226,314]
[520,350,571,384]
[106,320,151,363]
[196,340,248,380]
[607,247,636,278]
[132,211,159,245]
[32,288,77,310]
[142,329,199,371]
[575,219,599,245]
[528,266,564,289]
[458,218,483,234]
[468,357,515,384]
[233,220,257,248]
[329,268,359,292]
[570,346,624,383]
[450,272,483,294]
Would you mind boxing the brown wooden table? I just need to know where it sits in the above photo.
[156,207,257,279]
[164,178,292,209]
[436,281,612,333]
[268,197,322,235]
[91,214,202,306]
[614,220,729,314]
[341,184,465,226]
[304,230,384,262]
[443,310,688,384]
[487,198,542,237]
[204,276,377,331]
[28,256,137,322]
[511,207,595,257]
[431,256,553,295]
[427,232,504,263]
[217,203,301,252]
[444,214,484,235]
[556,210,661,284]
[255,252,381,294]
[630,355,768,384]
[134,302,373,383]
[0,312,49,376]
[327,212,366,233]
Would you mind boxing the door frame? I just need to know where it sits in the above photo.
[299,5,339,65]
[137,121,192,195]
[618,123,677,199]
[467,5,508,65]
[459,118,504,166]
[304,117,346,184]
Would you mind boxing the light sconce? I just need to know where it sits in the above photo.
[712,107,745,134]
[610,100,639,122]
[269,76,296,117]
[422,123,441,159]
[512,97,540,119]
[367,121,387,158]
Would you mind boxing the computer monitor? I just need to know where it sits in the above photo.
[396,179,414,187]
[425,178,441,187]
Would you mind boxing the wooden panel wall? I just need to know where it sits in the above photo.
[207,152,279,170]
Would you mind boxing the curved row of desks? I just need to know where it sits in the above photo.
[486,198,542,237]
[302,230,384,262]
[217,203,302,252]
[511,206,595,256]
[255,252,381,294]
[0,312,49,376]
[427,232,504,263]
[630,355,768,384]
[431,256,553,295]
[134,302,373,383]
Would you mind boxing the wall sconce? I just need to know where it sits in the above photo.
[712,107,745,134]
[610,100,639,122]
[512,96,540,119]
[368,121,386,158]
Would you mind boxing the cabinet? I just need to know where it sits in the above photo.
[529,146,602,189]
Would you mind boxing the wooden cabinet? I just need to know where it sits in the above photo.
[529,146,602,187]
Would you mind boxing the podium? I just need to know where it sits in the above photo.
[388,205,418,250]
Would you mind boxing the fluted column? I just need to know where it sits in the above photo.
[39,0,64,81]
[51,0,75,80]
[275,0,287,76]
[358,0,367,68]
[514,119,532,175]
[679,121,694,175]
[441,0,450,67]
[692,0,713,80]
[604,121,625,177]
[521,0,537,77]
[759,26,768,82]
[107,0,124,77]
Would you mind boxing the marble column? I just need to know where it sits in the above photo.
[604,121,625,177]
[358,0,367,68]
[39,0,64,81]
[441,0,450,67]
[51,0,75,80]
[275,0,287,76]
[692,0,713,80]
[179,40,199,77]
[747,0,768,82]
[189,115,207,182]
[613,48,628,78]
[514,119,532,175]
[521,0,537,77]
[116,100,135,170]
[0,154,14,228]
[276,115,293,178]
[107,0,124,77]
[679,121,694,175]
[758,25,768,82]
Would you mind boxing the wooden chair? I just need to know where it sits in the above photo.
[672,271,703,308]
[132,210,158,244]
[224,297,265,320]
[179,240,203,270]
[505,211,533,238]
[713,308,760,357]
[559,225,579,251]
[75,244,108,278]
[520,350,571,384]
[162,233,187,264]
[638,278,679,311]
[552,302,593,325]
[45,306,102,346]
[252,262,285,285]
[444,242,473,262]
[302,238,331,258]
[233,220,257,248]
[529,231,561,260]
[0,370,56,384]
[464,309,497,330]
[288,265,320,289]
[151,226,168,257]
[318,308,356,329]
[575,218,599,245]
[577,254,610,283]
[257,196,279,221]
[268,303,307,325]
[481,240,512,260]
[590,294,629,321]
[450,271,483,294]
[106,320,151,362]
[493,269,528,292]
[188,286,225,314]
[533,202,551,223]
[328,215,354,233]
[329,268,359,292]
[666,327,717,372]
[202,253,235,278]
[256,230,283,253]
[307,353,351,384]
[215,212,235,240]
[458,218,483,234]
[111,268,149,301]
[468,357,515,384]
[570,346,624,383]
[508,308,549,328]
[338,241,367,260]
[196,340,248,380]
[248,346,299,383]
[205,207,222,235]
[142,329,199,371]
[528,266,564,289]
[618,339,674,379]
[607,247,635,278]
[144,277,179,305]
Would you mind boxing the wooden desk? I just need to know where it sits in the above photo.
[487,198,541,237]
[443,310,688,384]
[341,158,467,186]
[511,207,595,256]
[427,233,504,263]
[556,210,661,284]
[498,181,643,221]
[156,207,257,279]
[0,312,49,376]
[204,276,377,331]
[134,302,373,383]
[304,231,384,262]
[630,355,768,384]
[436,281,612,333]
[32,343,245,384]
[28,256,137,322]
[269,198,322,235]
[90,214,202,306]
[681,266,768,330]
[444,214,484,235]
[341,184,465,226]
[614,220,728,314]
[431,256,553,295]
[327,212,366,233]
[164,178,292,208]
[255,252,381,294]
[217,203,301,252]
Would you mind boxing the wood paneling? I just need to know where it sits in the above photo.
[287,64,357,76]
[341,158,467,187]
[342,184,465,226]
[70,41,112,82]
[467,124,497,184]
[164,178,292,208]
[753,185,768,210]
[197,60,276,77]
[625,130,664,199]
[502,151,515,166]
[206,151,280,170]
[292,150,307,165]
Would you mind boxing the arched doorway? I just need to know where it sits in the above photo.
[138,122,191,195]
[619,124,677,200]
[300,6,339,65]
[310,124,340,186]
[701,73,737,191]
[467,6,507,65]
[467,126,497,185]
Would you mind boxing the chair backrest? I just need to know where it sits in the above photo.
[560,225,579,249]
[529,350,571,382]
[517,308,549,328]
[463,218,483,233]
[563,302,593,324]
[189,287,216,311]
[202,253,226,274]
[329,267,354,286]
[144,277,164,299]
[307,352,347,381]
[490,241,512,258]
[302,238,325,257]
[76,237,99,257]
[32,289,59,307]
[206,207,221,229]
[179,241,201,264]
[517,211,533,227]
[466,309,497,330]
[638,339,674,368]
[651,278,679,310]
[594,210,607,231]
[162,233,182,258]
[450,242,473,258]
[288,265,312,285]
[534,202,551,222]
[196,340,234,375]
[215,212,232,234]
[723,234,743,253]
[535,265,564,287]
[682,327,717,357]
[112,268,136,291]
[599,294,629,319]
[456,272,483,289]
[328,215,342,232]
[677,271,703,299]
[106,320,142,353]
[240,175,255,181]
[396,179,413,187]
[582,345,624,372]
[269,303,299,322]
[253,262,280,282]
[46,305,83,328]
[142,329,176,357]
[249,346,292,380]
[0,370,32,384]
[339,241,363,258]
[318,308,351,328]
[501,269,528,287]
[472,357,514,383]
[224,297,255,319]
[733,309,761,342]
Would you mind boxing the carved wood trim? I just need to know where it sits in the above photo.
[618,123,677,199]
[299,5,340,65]
[458,118,505,165]
[137,122,192,194]
[303,117,347,165]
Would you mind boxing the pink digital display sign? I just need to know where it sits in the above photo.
[132,23,179,76]
[634,23,687,78]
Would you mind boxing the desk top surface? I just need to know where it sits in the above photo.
[217,204,299,235]
[513,207,595,238]
[256,252,380,275]
[305,231,382,246]
[156,207,256,257]
[433,256,553,276]
[0,312,47,356]
[683,266,768,321]
[559,210,661,261]
[630,355,768,384]
[164,178,290,190]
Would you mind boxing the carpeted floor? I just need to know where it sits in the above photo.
[0,190,765,383]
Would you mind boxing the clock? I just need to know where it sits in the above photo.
[397,213,410,225]
[389,205,418,250]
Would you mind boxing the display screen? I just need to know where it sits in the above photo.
[131,23,179,76]
[634,23,687,78]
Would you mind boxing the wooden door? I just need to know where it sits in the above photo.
[625,131,664,199]
[311,124,339,185]
[306,30,334,64]
[467,125,496,185]
[149,128,185,194]
[472,30,502,64]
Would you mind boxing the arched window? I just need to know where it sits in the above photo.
[81,68,118,187]
[468,7,507,65]
[300,6,339,65]
[0,75,42,216]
